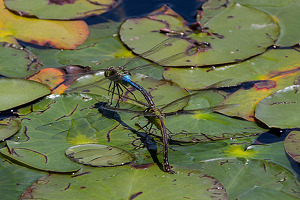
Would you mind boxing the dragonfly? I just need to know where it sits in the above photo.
[99,86,236,173]
[60,33,186,107]
[52,31,211,108]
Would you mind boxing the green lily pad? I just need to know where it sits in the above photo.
[0,78,50,111]
[5,0,120,20]
[58,22,169,80]
[197,158,300,199]
[0,154,45,200]
[165,111,266,143]
[234,0,300,46]
[0,43,42,78]
[0,118,20,140]
[238,187,300,200]
[66,71,189,113]
[255,85,300,128]
[164,49,300,90]
[284,131,300,163]
[21,165,227,199]
[120,4,279,67]
[0,93,149,172]
[145,89,267,142]
[65,144,134,167]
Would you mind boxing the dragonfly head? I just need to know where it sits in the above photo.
[105,66,129,83]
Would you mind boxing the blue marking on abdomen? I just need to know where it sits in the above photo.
[121,75,143,91]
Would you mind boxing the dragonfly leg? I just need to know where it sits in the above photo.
[116,84,124,108]
[120,84,138,102]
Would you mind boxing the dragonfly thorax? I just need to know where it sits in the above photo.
[104,66,131,85]
[145,108,165,130]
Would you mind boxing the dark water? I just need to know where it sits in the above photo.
[85,0,204,25]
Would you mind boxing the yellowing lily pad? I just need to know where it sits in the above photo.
[5,0,120,20]
[0,0,89,49]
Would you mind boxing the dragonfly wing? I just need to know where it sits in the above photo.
[165,104,239,116]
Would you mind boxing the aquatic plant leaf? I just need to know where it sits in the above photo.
[28,66,92,94]
[65,144,134,167]
[0,42,42,78]
[0,78,50,111]
[255,86,300,128]
[120,4,279,67]
[0,118,20,140]
[4,0,120,20]
[165,111,266,143]
[0,93,146,172]
[21,165,227,199]
[0,155,45,200]
[234,0,300,46]
[0,0,89,49]
[197,158,300,199]
[284,131,300,163]
[164,49,300,90]
[65,71,189,113]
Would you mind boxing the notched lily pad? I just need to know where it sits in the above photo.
[21,165,228,199]
[284,131,300,163]
[5,0,120,20]
[0,42,43,78]
[255,85,300,128]
[120,4,279,67]
[0,78,51,111]
[0,118,20,140]
[66,144,134,167]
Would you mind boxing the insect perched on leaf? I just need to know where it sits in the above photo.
[100,87,236,173]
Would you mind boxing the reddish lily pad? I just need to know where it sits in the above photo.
[28,65,92,94]
[0,0,89,49]
[120,4,279,67]
[284,131,300,163]
[5,0,120,20]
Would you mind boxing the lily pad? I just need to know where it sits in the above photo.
[0,0,89,49]
[65,144,134,167]
[0,154,45,200]
[65,71,190,113]
[284,131,300,163]
[164,49,300,90]
[234,0,300,46]
[57,22,169,80]
[147,89,267,142]
[0,93,147,172]
[197,158,300,199]
[255,85,300,128]
[0,43,42,78]
[0,78,50,111]
[21,165,227,199]
[5,0,120,20]
[0,118,20,140]
[120,4,279,67]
